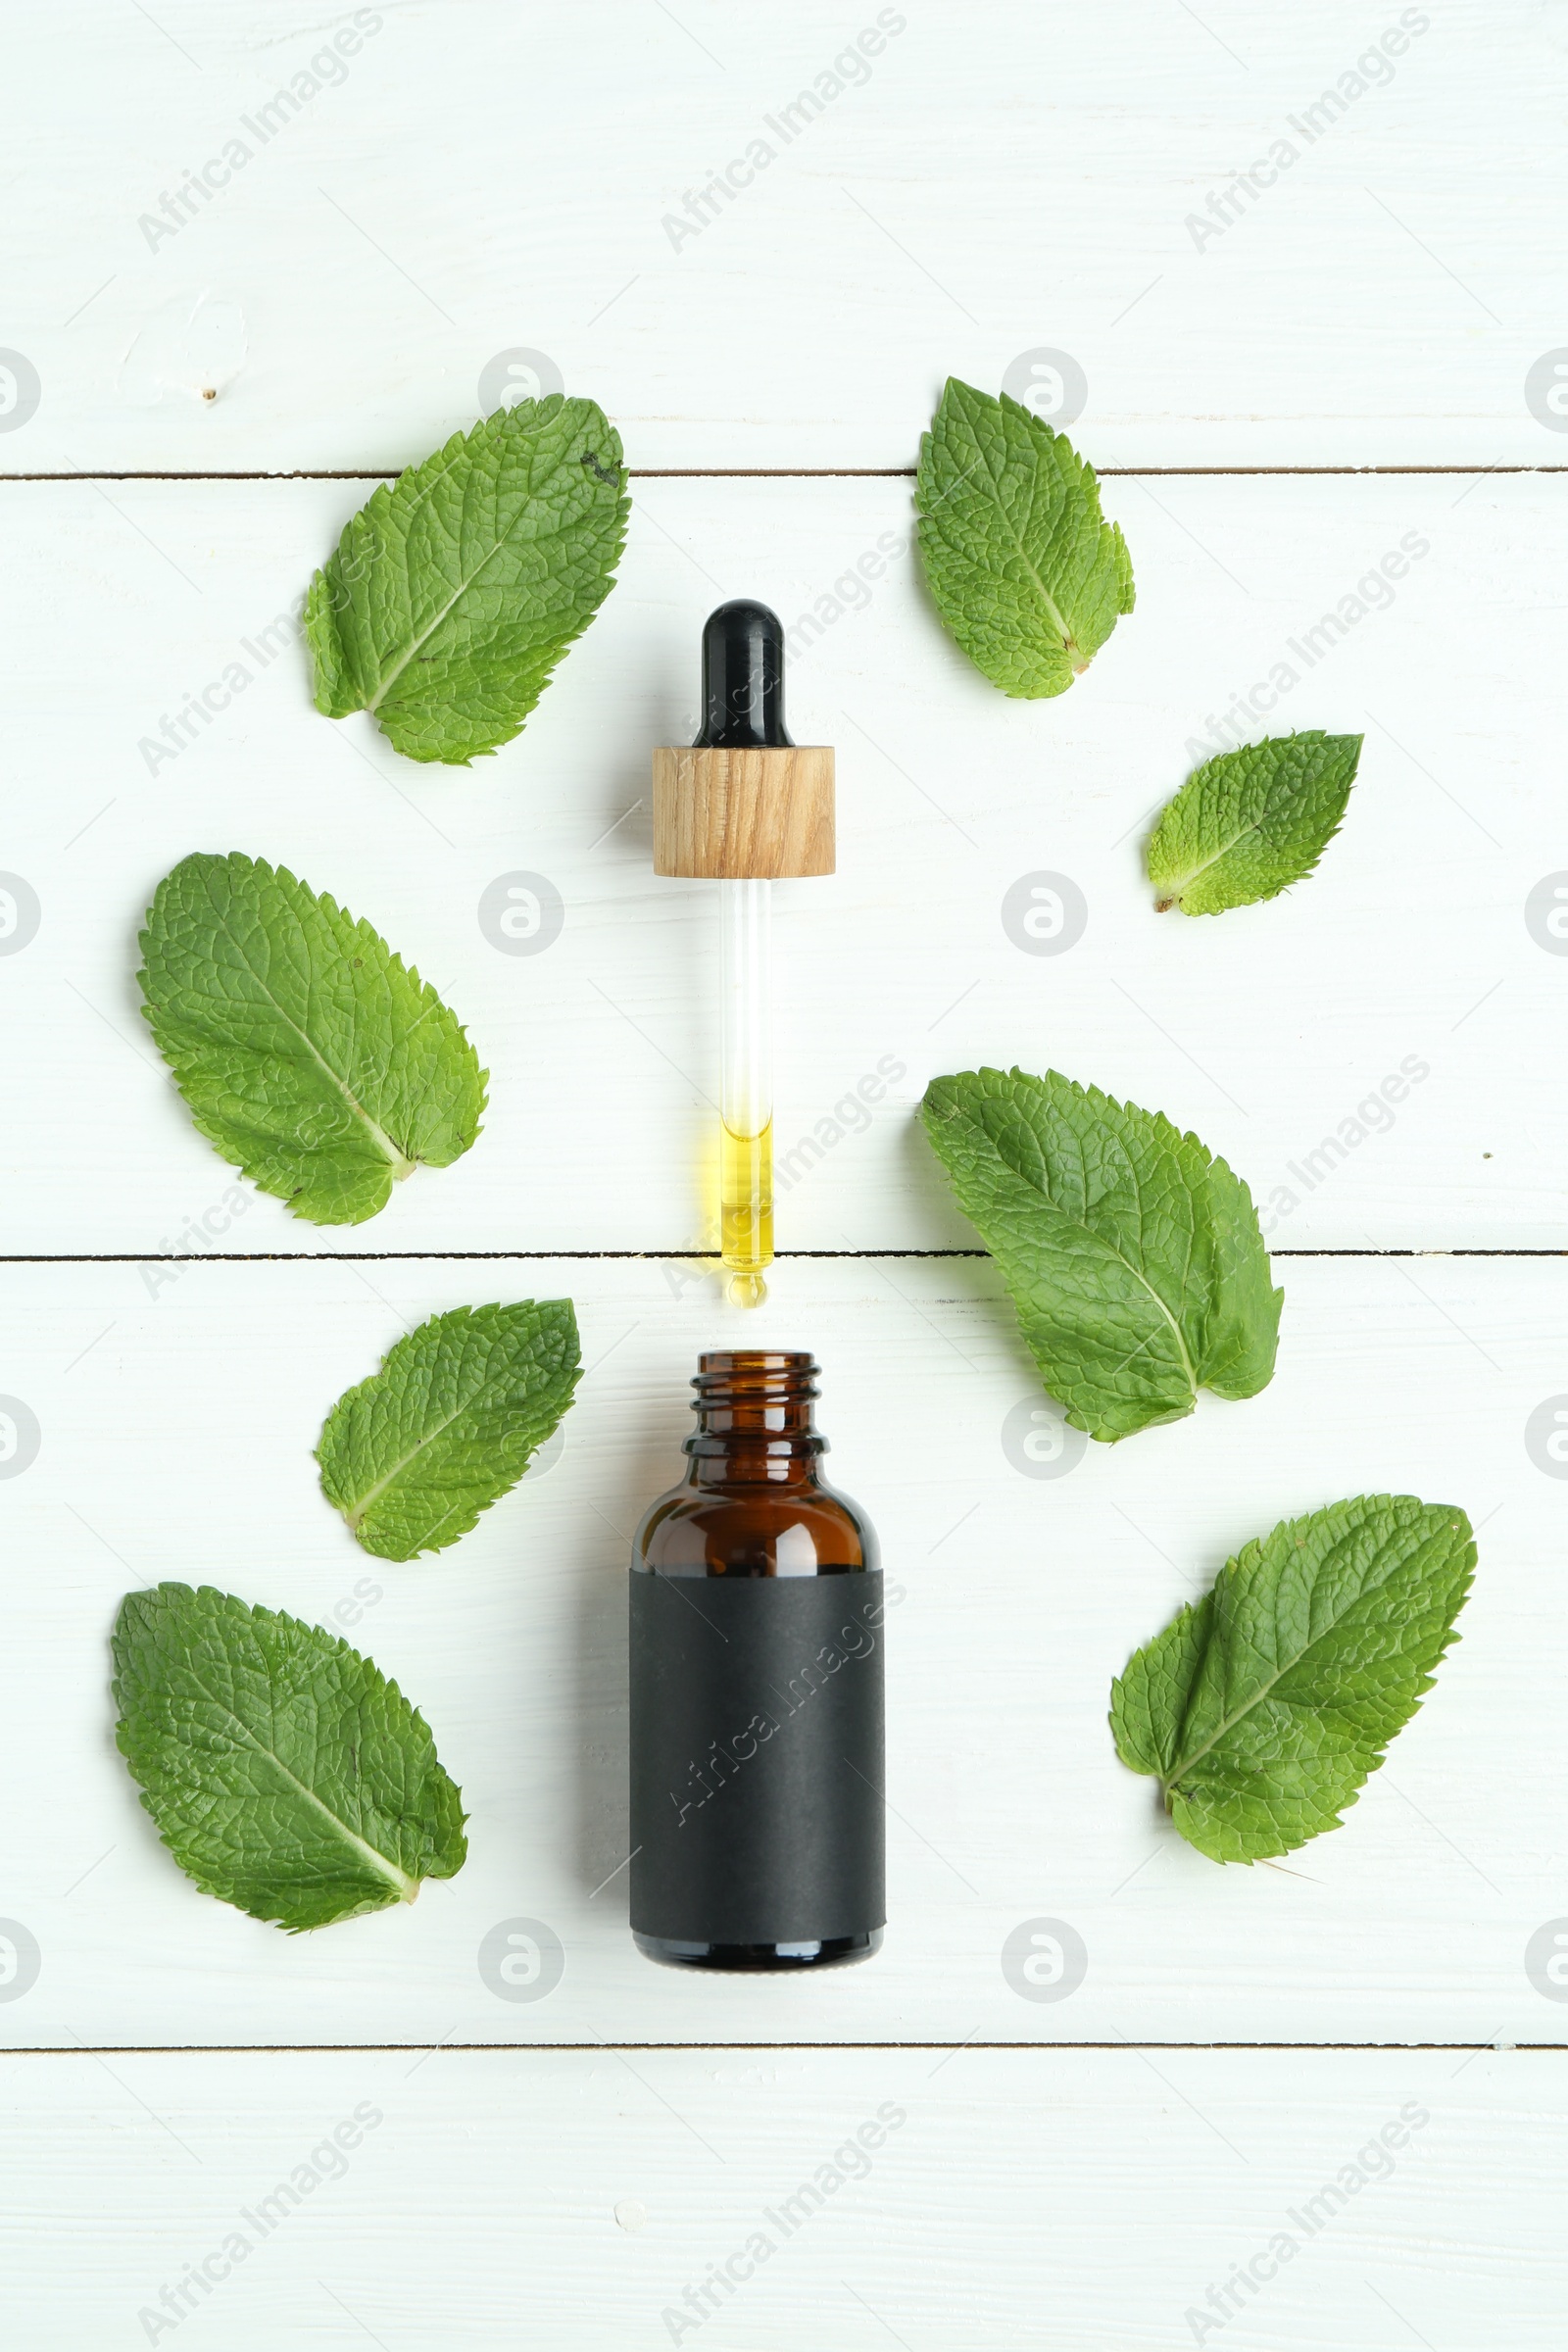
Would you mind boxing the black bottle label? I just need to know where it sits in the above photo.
[628,1571,886,1946]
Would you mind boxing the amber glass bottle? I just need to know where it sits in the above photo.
[628,1350,885,1971]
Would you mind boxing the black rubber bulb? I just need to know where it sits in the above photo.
[694,599,793,750]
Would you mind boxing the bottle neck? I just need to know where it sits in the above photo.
[683,1351,825,1488]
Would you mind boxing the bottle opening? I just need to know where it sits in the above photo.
[694,1348,817,1397]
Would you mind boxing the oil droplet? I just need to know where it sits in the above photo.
[727,1270,767,1309]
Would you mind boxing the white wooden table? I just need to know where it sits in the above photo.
[3,4,1565,2343]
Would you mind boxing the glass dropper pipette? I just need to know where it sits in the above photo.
[718,869,772,1306]
[697,601,786,1307]
[653,600,836,1311]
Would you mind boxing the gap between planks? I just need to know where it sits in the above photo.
[2,465,1567,484]
[4,2040,1563,2057]
[0,1249,1560,1266]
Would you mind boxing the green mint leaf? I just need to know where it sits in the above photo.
[138,852,487,1227]
[914,376,1134,698]
[921,1067,1281,1440]
[1109,1494,1475,1862]
[113,1583,467,1931]
[318,1300,582,1561]
[1147,731,1363,915]
[305,395,629,764]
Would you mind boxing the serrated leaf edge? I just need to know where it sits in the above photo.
[1159,1501,1472,1798]
[1147,731,1363,916]
[306,396,630,763]
[1108,1495,1475,1862]
[137,852,489,1200]
[112,1584,466,1926]
[921,1065,1277,1432]
[915,376,1134,683]
[317,1301,582,1560]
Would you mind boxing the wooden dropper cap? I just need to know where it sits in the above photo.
[653,599,835,877]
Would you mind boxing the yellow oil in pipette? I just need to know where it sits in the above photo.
[720,1119,772,1307]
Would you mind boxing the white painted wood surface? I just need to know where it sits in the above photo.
[5,2,1566,471]
[4,5,1566,2343]
[2,2048,1560,2348]
[1,1254,1563,2049]
[2,472,1562,1251]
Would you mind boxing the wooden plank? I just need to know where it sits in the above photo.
[0,472,1559,1252]
[4,2,1561,469]
[0,1253,1559,2050]
[2,2047,1560,2346]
